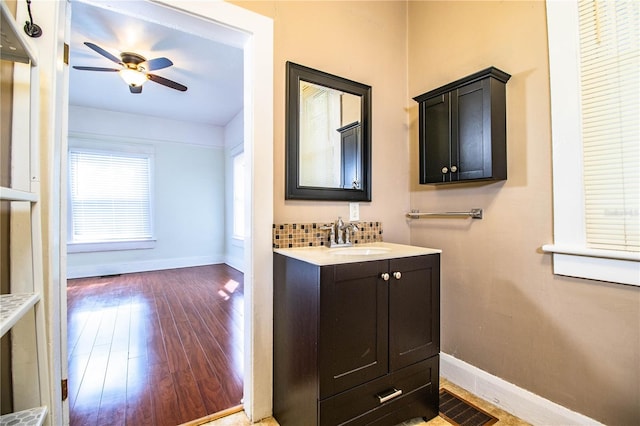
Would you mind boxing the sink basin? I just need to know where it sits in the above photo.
[329,247,391,256]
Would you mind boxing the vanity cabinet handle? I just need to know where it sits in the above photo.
[393,271,402,280]
[451,165,458,172]
[376,387,403,404]
[380,273,390,281]
[441,166,448,174]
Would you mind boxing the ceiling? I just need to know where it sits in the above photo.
[68,0,245,127]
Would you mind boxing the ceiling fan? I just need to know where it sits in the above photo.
[73,41,188,94]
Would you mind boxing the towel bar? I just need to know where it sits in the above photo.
[406,208,483,219]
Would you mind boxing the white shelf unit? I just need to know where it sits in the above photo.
[1,1,50,425]
[0,293,41,336]
[0,187,39,203]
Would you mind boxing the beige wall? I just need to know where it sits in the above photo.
[234,0,640,424]
[407,1,639,425]
[230,0,412,243]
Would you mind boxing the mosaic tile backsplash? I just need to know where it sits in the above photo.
[273,221,383,248]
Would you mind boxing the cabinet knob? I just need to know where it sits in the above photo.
[450,165,458,172]
[380,273,390,281]
[441,167,448,174]
[393,271,402,280]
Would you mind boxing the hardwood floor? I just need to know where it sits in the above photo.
[67,265,244,426]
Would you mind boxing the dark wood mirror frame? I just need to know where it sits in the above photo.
[285,61,372,201]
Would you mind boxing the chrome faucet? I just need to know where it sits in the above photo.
[321,217,358,247]
[319,224,336,246]
[336,217,345,244]
[344,222,359,244]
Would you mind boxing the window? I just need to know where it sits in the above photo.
[544,0,639,286]
[68,147,155,252]
[299,82,342,187]
[233,151,245,239]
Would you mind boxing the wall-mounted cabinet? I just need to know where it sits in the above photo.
[414,67,510,184]
[337,121,362,189]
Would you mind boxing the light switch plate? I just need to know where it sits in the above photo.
[349,203,360,221]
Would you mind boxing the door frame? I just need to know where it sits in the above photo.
[52,1,274,423]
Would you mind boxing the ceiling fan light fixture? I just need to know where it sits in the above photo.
[76,42,187,92]
[119,68,148,87]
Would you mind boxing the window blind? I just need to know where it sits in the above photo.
[578,0,639,252]
[69,149,152,243]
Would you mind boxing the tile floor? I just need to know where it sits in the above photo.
[195,379,530,426]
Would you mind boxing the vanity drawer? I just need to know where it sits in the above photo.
[318,356,439,426]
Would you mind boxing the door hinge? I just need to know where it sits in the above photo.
[64,43,69,65]
[61,378,68,401]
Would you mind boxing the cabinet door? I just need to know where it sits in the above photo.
[319,260,389,399]
[388,255,440,371]
[419,94,451,183]
[340,124,362,189]
[453,79,497,181]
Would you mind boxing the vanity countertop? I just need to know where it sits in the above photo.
[274,241,441,266]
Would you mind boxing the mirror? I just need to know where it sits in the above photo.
[286,62,371,201]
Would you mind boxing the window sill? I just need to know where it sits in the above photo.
[68,239,156,253]
[542,244,640,287]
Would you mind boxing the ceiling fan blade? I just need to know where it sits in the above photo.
[84,41,123,65]
[73,66,120,72]
[140,57,173,71]
[129,85,143,94]
[148,74,188,92]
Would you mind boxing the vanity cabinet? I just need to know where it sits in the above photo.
[273,251,440,426]
[413,67,510,184]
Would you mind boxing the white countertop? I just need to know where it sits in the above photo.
[274,242,441,266]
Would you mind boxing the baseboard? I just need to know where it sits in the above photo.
[440,352,603,426]
[66,255,224,278]
[224,255,244,273]
[179,404,243,426]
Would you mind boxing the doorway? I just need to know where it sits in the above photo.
[66,0,246,421]
[56,0,274,424]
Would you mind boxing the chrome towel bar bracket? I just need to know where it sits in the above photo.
[406,208,483,219]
